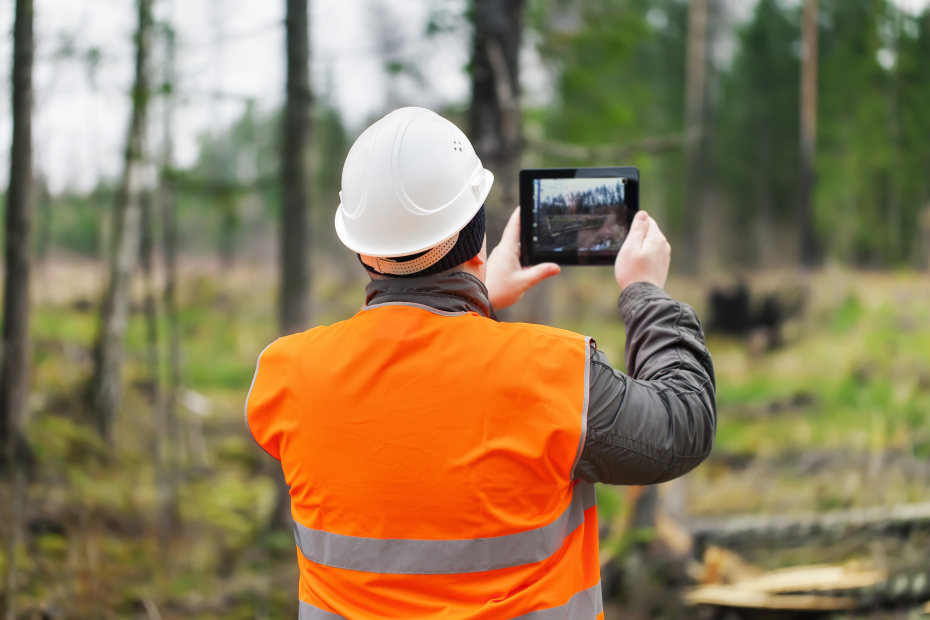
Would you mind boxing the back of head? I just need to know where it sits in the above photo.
[335,107,493,277]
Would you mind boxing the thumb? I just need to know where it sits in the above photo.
[499,206,521,247]
[626,210,649,247]
[517,262,561,288]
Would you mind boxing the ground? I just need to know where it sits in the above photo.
[2,258,928,618]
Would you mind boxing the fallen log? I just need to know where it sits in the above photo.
[691,502,930,552]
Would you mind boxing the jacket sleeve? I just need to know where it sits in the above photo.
[573,282,716,485]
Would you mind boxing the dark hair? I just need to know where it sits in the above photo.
[360,206,486,278]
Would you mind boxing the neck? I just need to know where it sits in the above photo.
[364,272,494,319]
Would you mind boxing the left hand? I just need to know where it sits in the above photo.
[486,207,561,310]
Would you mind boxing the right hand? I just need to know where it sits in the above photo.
[614,210,670,291]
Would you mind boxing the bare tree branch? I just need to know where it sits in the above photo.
[524,131,683,162]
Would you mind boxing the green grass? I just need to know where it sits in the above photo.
[709,288,930,456]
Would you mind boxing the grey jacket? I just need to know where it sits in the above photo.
[366,272,717,486]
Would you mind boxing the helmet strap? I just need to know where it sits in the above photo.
[359,206,486,278]
[359,232,460,276]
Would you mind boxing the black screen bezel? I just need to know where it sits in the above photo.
[519,167,640,266]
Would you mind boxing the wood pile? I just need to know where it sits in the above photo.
[675,503,930,615]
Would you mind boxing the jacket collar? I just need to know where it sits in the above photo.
[364,272,494,319]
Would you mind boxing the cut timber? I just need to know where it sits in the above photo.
[697,545,764,585]
[684,562,920,613]
[735,563,887,594]
[685,585,856,611]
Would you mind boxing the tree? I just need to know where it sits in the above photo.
[469,0,525,240]
[88,0,153,443]
[799,0,819,267]
[157,19,182,532]
[1,0,34,457]
[888,6,930,266]
[816,0,893,264]
[716,0,801,266]
[279,0,312,336]
[2,0,34,612]
[681,0,708,272]
[272,0,313,529]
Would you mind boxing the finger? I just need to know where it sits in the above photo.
[500,207,521,246]
[517,262,561,288]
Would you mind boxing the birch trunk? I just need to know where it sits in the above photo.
[89,0,153,443]
[159,21,182,533]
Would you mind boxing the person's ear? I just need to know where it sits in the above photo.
[465,252,486,268]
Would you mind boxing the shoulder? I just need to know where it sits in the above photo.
[497,320,589,346]
[253,331,302,368]
[262,314,360,354]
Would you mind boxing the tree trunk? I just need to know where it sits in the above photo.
[799,0,819,268]
[89,0,153,444]
[2,2,34,613]
[279,0,312,336]
[159,20,182,534]
[469,0,538,320]
[272,0,313,530]
[138,187,167,477]
[468,0,524,243]
[681,0,708,274]
[1,0,34,460]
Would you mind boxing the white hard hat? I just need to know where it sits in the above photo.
[335,107,494,258]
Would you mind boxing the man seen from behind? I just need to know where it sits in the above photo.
[246,107,717,619]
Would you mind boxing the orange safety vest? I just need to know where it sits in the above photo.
[247,302,603,619]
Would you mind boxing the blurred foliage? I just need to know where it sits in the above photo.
[716,0,801,264]
[525,0,930,269]
[14,0,929,271]
[527,0,688,232]
[685,270,930,515]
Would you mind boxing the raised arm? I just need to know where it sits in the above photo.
[574,211,716,484]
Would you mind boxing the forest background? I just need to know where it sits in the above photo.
[1,0,930,618]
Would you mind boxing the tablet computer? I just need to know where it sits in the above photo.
[519,167,639,266]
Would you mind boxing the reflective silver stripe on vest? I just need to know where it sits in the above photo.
[511,581,604,619]
[293,482,596,575]
[298,600,345,619]
[297,581,603,620]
